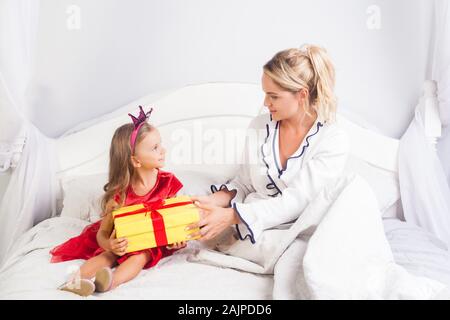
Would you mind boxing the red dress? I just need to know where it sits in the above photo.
[50,169,183,269]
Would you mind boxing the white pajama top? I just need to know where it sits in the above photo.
[210,112,350,243]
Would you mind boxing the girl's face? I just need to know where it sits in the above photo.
[132,129,166,169]
[262,73,306,122]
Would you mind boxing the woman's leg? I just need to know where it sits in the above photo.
[110,252,151,290]
[78,251,118,279]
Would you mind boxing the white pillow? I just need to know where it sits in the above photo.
[60,173,107,223]
[59,170,230,222]
[343,155,401,218]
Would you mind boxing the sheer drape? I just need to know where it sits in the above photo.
[432,0,450,184]
[0,0,36,171]
[398,0,450,248]
[0,0,57,266]
[399,108,450,248]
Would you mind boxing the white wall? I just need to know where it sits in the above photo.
[27,0,432,139]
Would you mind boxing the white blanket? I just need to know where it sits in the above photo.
[0,217,272,299]
[189,174,450,299]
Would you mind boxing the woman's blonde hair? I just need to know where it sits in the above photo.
[263,44,337,122]
[100,122,155,216]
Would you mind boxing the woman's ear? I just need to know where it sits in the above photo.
[296,89,309,109]
[295,88,308,103]
[300,88,308,101]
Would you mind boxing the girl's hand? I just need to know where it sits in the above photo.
[190,195,215,207]
[188,202,239,241]
[108,230,128,256]
[166,241,187,250]
[191,189,237,208]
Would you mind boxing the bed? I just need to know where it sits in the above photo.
[1,82,450,299]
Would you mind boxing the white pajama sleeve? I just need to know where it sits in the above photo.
[234,130,350,243]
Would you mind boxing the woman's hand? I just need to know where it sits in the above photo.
[166,241,187,250]
[108,230,128,256]
[188,201,240,241]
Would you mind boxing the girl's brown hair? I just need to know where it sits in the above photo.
[100,122,154,216]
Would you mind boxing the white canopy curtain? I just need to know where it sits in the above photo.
[0,0,58,266]
[434,0,450,183]
[398,0,450,248]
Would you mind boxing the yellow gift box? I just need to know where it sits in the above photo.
[112,195,201,253]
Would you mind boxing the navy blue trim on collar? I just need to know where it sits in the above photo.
[274,121,323,178]
[273,121,282,175]
[261,124,282,197]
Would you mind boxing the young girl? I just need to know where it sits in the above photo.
[51,106,187,297]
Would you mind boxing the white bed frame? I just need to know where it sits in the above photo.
[54,81,441,191]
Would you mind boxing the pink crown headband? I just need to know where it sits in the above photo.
[128,106,154,153]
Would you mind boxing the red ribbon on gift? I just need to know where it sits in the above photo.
[114,198,193,247]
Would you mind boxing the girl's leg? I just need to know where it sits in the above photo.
[78,251,118,279]
[110,252,151,290]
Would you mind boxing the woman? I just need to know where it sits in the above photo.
[189,44,350,244]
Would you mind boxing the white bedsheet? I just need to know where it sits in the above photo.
[0,217,272,300]
[383,218,450,287]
